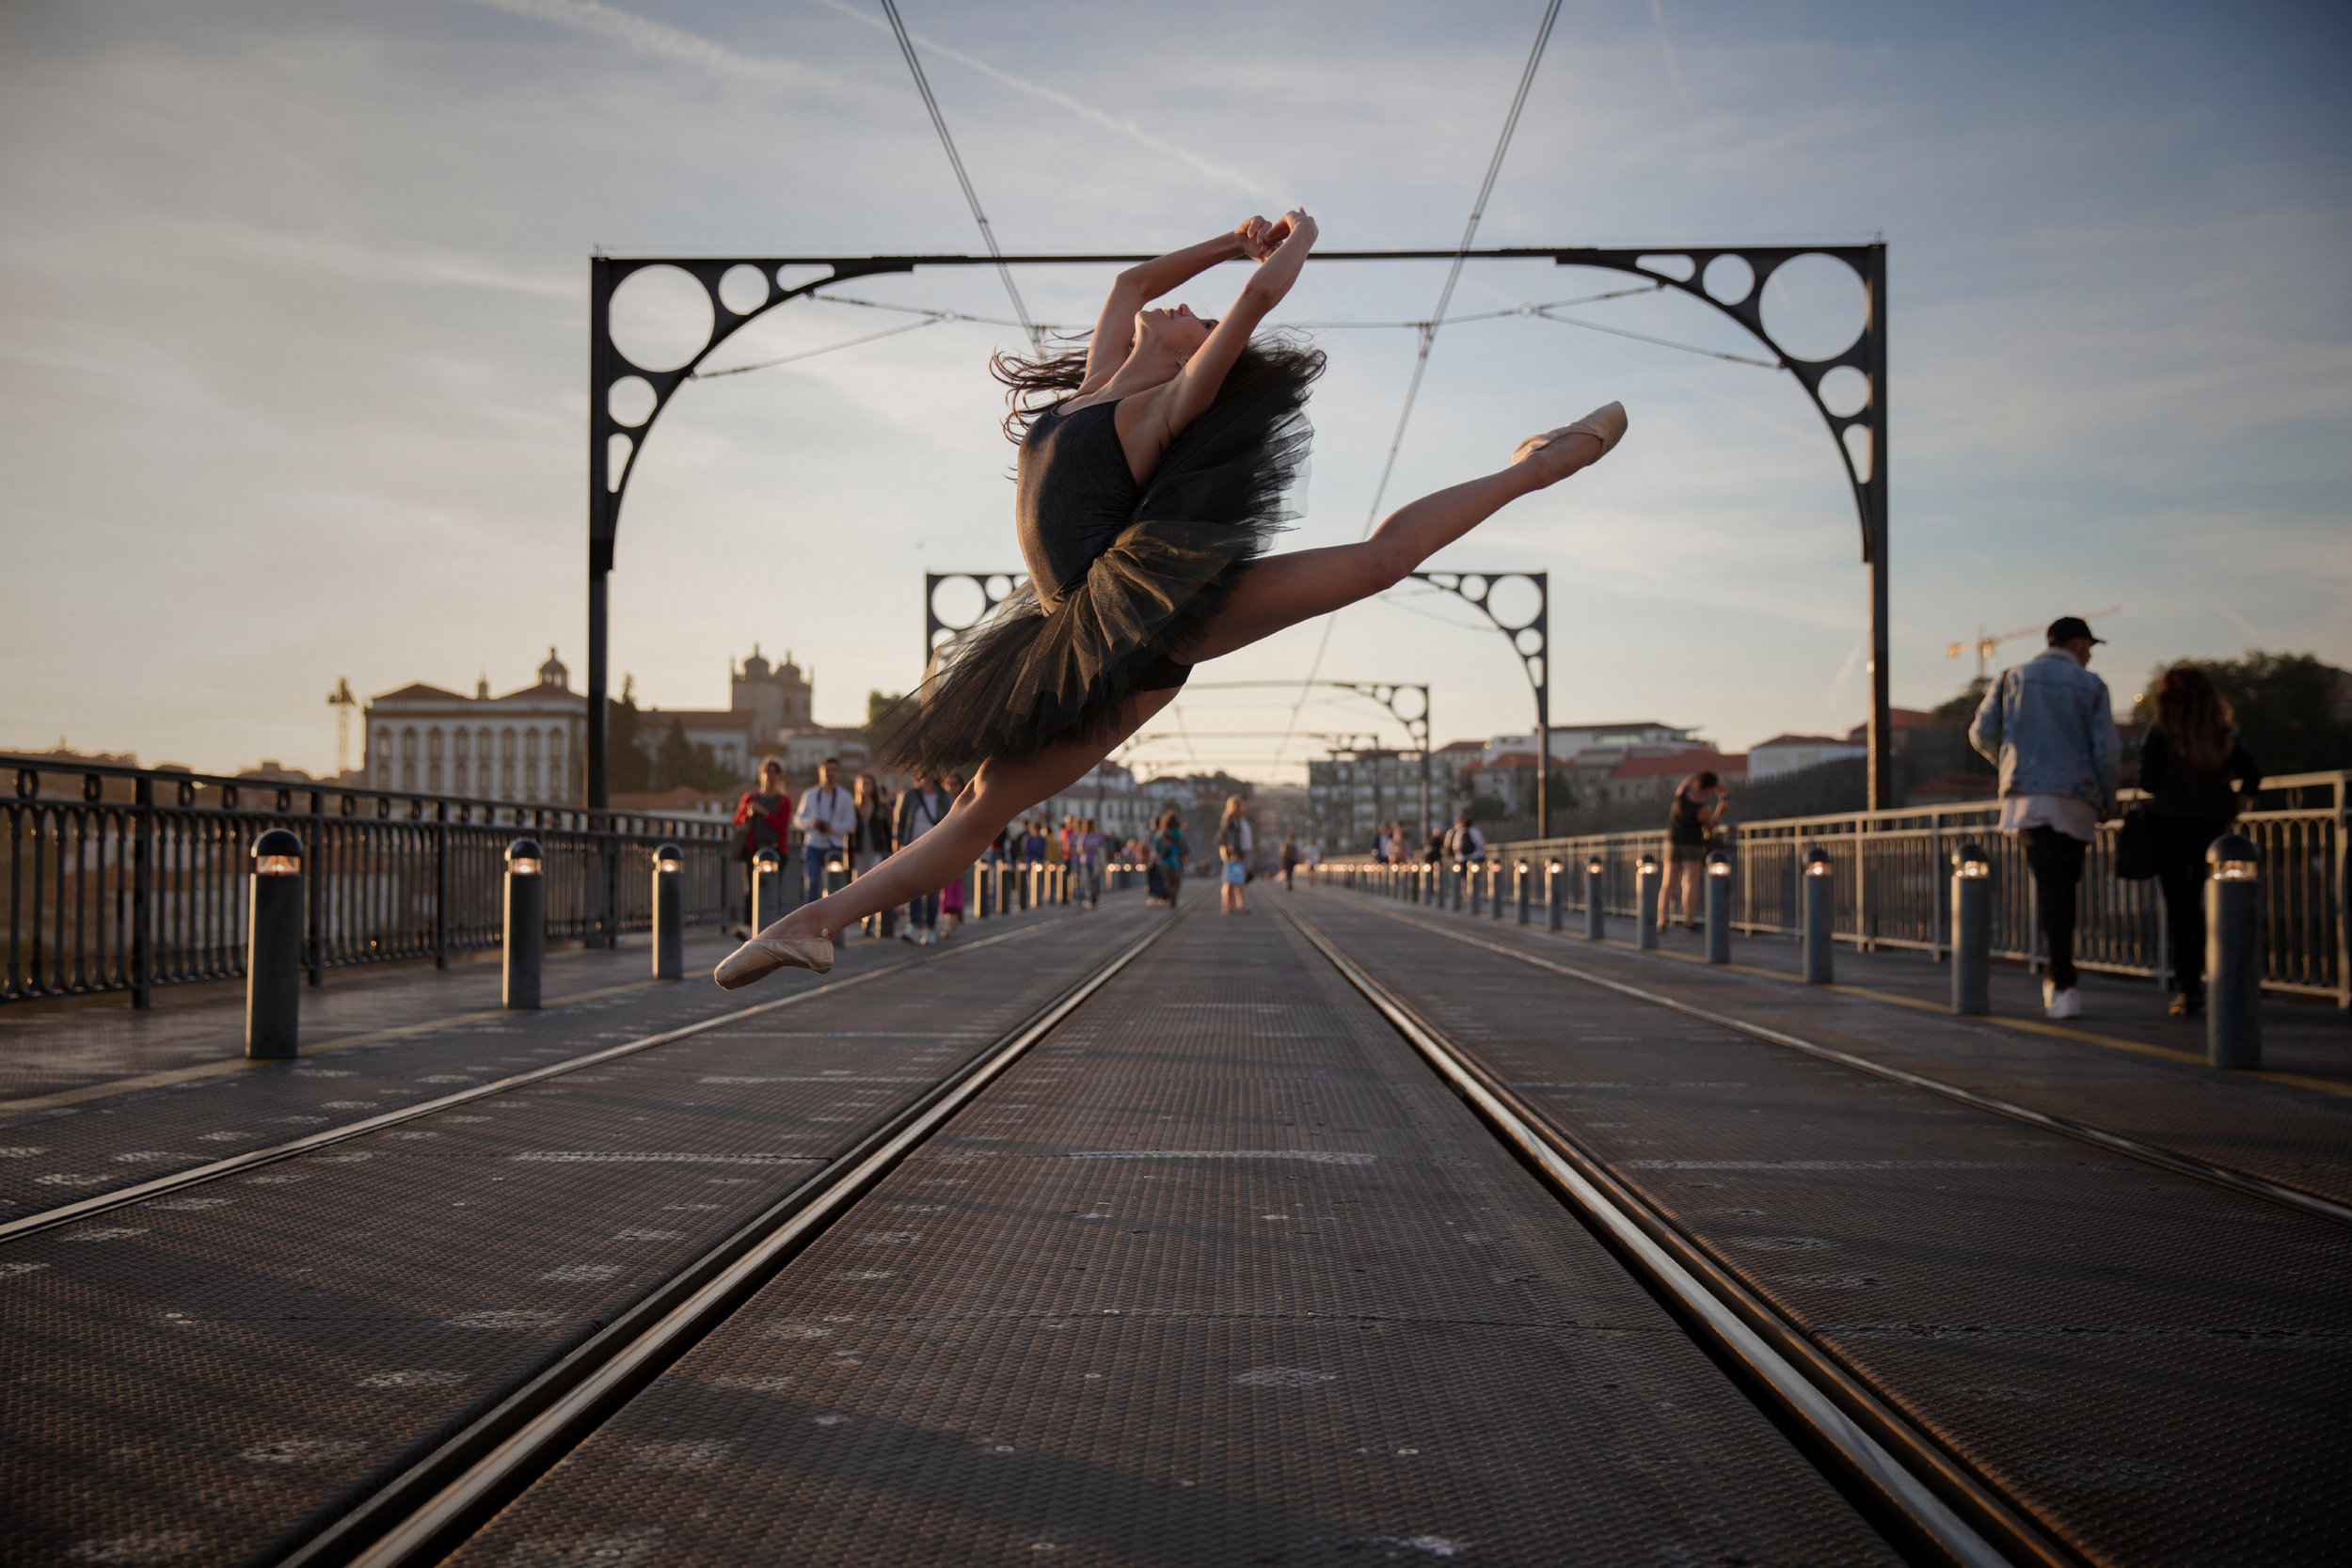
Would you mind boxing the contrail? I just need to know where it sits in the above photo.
[460,0,888,103]
[803,0,1275,198]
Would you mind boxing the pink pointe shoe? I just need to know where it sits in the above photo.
[713,928,834,989]
[1512,401,1628,467]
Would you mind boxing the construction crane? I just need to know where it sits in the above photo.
[1948,607,2120,681]
[327,677,358,778]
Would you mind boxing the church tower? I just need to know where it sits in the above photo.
[732,644,813,736]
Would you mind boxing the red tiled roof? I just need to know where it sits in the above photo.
[1905,770,1997,802]
[1609,749,1744,782]
[645,709,754,726]
[372,682,468,703]
[496,682,586,702]
[1752,734,1851,749]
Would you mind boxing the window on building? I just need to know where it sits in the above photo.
[453,729,469,761]
[501,729,516,761]
[402,762,416,790]
[526,729,541,761]
[525,762,540,798]
[401,728,418,760]
[428,728,444,762]
[453,762,469,795]
[501,762,515,795]
[428,762,443,792]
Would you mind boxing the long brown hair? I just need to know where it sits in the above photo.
[2153,664,2233,771]
[989,331,1327,442]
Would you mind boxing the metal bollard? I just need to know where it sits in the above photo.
[752,847,785,930]
[651,842,684,980]
[1492,863,1506,922]
[1704,849,1733,964]
[1636,854,1661,950]
[1950,841,1992,1015]
[1801,846,1834,985]
[503,838,546,1009]
[1547,861,1565,931]
[826,857,849,946]
[245,829,304,1059]
[1585,855,1606,942]
[2206,833,2263,1069]
[1452,862,1466,913]
[1469,863,1484,917]
[1516,861,1532,926]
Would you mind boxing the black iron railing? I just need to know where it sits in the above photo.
[4,755,737,1006]
[1325,769,2351,1006]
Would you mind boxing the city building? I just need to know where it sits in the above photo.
[1032,761,1152,843]
[1308,750,1443,853]
[364,649,584,802]
[1748,734,1868,781]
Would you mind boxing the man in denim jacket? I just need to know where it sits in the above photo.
[1969,616,2122,1018]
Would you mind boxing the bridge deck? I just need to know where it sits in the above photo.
[1,883,2344,1565]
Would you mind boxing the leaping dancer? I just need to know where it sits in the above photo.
[715,210,1625,985]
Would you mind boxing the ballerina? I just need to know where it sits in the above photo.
[716,209,1625,985]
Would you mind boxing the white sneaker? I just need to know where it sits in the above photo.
[2046,985,2081,1020]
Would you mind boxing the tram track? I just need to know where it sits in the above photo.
[1281,902,2063,1568]
[1330,895,2352,1228]
[270,910,1185,1568]
[0,917,1075,1245]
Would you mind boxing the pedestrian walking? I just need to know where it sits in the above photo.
[715,206,1626,985]
[1216,795,1253,914]
[2137,665,2262,1018]
[1153,812,1189,910]
[936,772,970,938]
[850,773,896,938]
[1077,816,1106,908]
[797,757,857,916]
[895,771,955,945]
[1443,814,1486,866]
[1970,615,2122,1019]
[1660,770,1729,931]
[1279,833,1299,890]
[729,757,793,936]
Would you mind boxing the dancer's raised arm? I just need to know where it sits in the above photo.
[1152,209,1317,438]
[1081,216,1273,389]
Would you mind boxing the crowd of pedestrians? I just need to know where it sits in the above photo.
[729,756,990,948]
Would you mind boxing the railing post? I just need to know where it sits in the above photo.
[503,838,545,1009]
[1584,854,1606,942]
[1951,841,1992,1015]
[304,791,326,989]
[1547,860,1565,931]
[246,829,304,1059]
[1637,854,1661,950]
[433,813,452,971]
[651,842,683,980]
[1803,846,1836,984]
[2207,833,2263,1068]
[1705,849,1733,964]
[131,774,154,1009]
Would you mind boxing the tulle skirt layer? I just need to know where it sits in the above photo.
[882,369,1314,773]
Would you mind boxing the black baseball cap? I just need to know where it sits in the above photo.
[2046,616,2106,645]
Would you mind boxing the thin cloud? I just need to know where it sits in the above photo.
[1645,0,1688,98]
[800,0,1276,198]
[460,0,886,104]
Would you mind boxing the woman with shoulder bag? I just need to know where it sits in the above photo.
[2137,665,2261,1018]
[729,758,793,938]
[1216,795,1253,914]
[849,773,896,940]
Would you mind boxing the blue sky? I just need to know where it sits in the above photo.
[3,0,2345,779]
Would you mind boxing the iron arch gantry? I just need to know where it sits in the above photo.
[587,245,1887,810]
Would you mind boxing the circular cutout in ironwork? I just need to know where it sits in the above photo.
[1458,574,1487,602]
[717,264,770,317]
[1842,422,1873,483]
[1816,365,1868,419]
[1485,575,1542,631]
[609,264,714,372]
[606,433,633,493]
[1759,252,1866,363]
[1703,254,1755,307]
[607,375,657,428]
[1636,253,1696,282]
[930,576,988,631]
[985,575,1013,599]
[1515,626,1544,657]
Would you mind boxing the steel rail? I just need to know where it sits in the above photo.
[1343,897,2352,1227]
[294,908,1184,1568]
[0,916,1073,1244]
[1282,902,2062,1568]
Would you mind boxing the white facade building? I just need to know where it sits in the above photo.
[364,649,585,802]
[1034,761,1152,843]
[1747,734,1868,782]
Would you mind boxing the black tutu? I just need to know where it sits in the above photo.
[882,357,1316,773]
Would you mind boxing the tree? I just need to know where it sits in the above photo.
[1933,674,1990,724]
[604,674,652,794]
[650,717,737,793]
[2131,652,2352,776]
[864,689,912,762]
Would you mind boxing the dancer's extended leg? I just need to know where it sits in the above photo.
[715,689,1177,985]
[1182,404,1621,663]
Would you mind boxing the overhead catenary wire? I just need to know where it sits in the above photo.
[1272,0,1565,771]
[878,0,1041,349]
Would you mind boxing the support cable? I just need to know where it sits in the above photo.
[878,0,1041,348]
[1271,0,1564,770]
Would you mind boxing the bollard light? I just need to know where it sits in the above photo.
[246,829,306,1059]
[2206,832,2263,1068]
[751,846,785,930]
[650,841,684,981]
[1950,841,1992,1015]
[1801,846,1834,984]
[1515,860,1532,926]
[1703,848,1733,964]
[503,837,546,1010]
[1584,854,1606,942]
[1547,861,1565,931]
